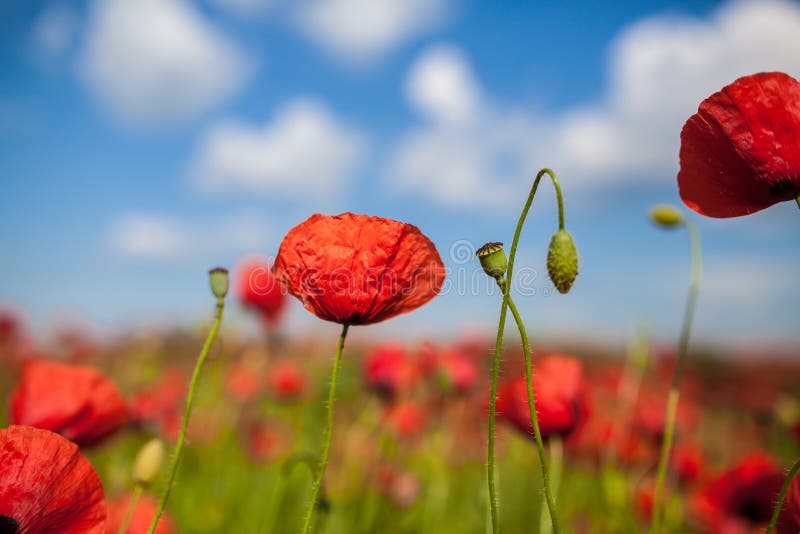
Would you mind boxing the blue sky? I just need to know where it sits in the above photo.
[1,0,798,346]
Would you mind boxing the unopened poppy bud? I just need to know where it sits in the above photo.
[208,267,229,299]
[547,230,578,294]
[132,438,165,487]
[649,204,684,228]
[476,242,508,279]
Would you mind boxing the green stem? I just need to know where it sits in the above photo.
[795,194,800,211]
[540,437,563,534]
[117,484,143,534]
[485,168,565,534]
[504,291,560,534]
[148,298,225,534]
[649,220,701,534]
[766,457,800,533]
[300,323,350,534]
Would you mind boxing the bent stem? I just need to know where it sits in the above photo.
[767,457,800,534]
[148,297,225,534]
[117,484,143,534]
[486,168,565,534]
[649,220,701,534]
[504,290,560,534]
[796,194,800,211]
[301,323,350,534]
[539,437,563,534]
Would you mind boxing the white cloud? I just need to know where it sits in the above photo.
[193,98,368,199]
[295,0,449,65]
[109,212,272,261]
[553,0,800,183]
[389,1,800,208]
[80,0,250,125]
[31,3,77,58]
[404,44,483,124]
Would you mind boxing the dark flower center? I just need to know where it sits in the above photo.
[0,515,19,534]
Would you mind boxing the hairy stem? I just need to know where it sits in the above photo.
[300,323,350,534]
[766,457,800,534]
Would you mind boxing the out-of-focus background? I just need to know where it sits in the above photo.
[1,0,799,346]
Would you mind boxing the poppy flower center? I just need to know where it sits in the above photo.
[0,515,19,534]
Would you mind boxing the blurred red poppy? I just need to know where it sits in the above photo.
[363,343,417,399]
[671,443,705,486]
[678,72,800,217]
[496,354,587,441]
[240,418,290,464]
[129,367,187,441]
[383,401,427,439]
[435,349,479,395]
[273,213,445,325]
[374,465,421,508]
[266,360,306,400]
[106,494,174,534]
[633,391,696,442]
[237,257,287,326]
[693,452,785,532]
[0,425,106,533]
[10,360,127,447]
[224,360,264,404]
[777,471,800,534]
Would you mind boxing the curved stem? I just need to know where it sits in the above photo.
[117,484,143,534]
[301,323,350,534]
[148,298,225,534]
[505,292,560,534]
[649,220,702,534]
[795,194,800,211]
[540,437,563,534]
[485,168,565,533]
[767,457,800,534]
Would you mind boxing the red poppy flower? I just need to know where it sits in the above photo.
[10,360,128,447]
[0,425,106,533]
[240,418,290,464]
[237,257,287,326]
[266,360,306,400]
[106,494,174,534]
[435,350,479,395]
[678,72,800,217]
[224,360,264,404]
[693,453,785,532]
[671,443,704,486]
[633,391,696,443]
[363,343,418,399]
[129,368,187,441]
[383,401,426,439]
[273,213,445,325]
[777,471,800,534]
[495,354,586,441]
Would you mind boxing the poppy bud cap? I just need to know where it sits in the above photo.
[133,438,165,487]
[649,204,684,228]
[476,242,508,279]
[547,230,578,294]
[209,267,230,299]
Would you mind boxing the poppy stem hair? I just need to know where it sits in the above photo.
[484,168,567,534]
[301,322,350,534]
[766,457,800,534]
[649,218,702,534]
[148,269,229,534]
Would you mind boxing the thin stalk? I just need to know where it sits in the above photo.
[539,437,563,534]
[505,292,560,534]
[766,457,800,534]
[486,167,566,534]
[796,194,800,210]
[117,484,143,534]
[148,298,225,534]
[649,220,702,534]
[300,323,350,534]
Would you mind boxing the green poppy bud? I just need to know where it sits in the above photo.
[547,230,578,294]
[132,438,165,487]
[476,242,508,279]
[208,267,229,300]
[649,204,684,228]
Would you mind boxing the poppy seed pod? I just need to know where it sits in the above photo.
[133,438,165,487]
[547,230,578,294]
[649,204,684,228]
[208,267,230,300]
[476,242,508,279]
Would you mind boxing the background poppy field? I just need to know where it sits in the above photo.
[1,1,800,533]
